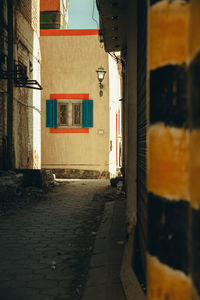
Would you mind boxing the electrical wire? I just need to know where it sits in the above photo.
[92,0,99,29]
[113,52,120,62]
[0,88,41,114]
[108,52,120,63]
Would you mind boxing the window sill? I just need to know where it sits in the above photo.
[50,128,89,133]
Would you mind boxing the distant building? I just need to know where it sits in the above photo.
[40,0,69,29]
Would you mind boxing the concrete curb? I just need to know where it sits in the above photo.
[120,232,146,300]
[82,200,127,300]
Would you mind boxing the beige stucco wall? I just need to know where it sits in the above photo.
[40,33,110,172]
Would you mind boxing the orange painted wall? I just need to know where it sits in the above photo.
[40,0,60,12]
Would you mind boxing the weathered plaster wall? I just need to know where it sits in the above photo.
[40,32,110,173]
[19,0,40,35]
[13,6,41,169]
[0,0,41,170]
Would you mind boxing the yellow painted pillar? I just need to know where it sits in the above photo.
[189,0,200,299]
[147,1,192,299]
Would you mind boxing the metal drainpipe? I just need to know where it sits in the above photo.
[7,0,14,169]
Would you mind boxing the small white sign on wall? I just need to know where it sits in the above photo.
[98,129,104,135]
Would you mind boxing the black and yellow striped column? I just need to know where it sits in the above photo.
[147,1,191,299]
[189,0,200,299]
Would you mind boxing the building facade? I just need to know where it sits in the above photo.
[97,0,200,299]
[40,29,121,178]
[40,0,69,29]
[0,0,41,170]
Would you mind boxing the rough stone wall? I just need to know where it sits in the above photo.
[45,168,110,180]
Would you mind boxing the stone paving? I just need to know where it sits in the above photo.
[0,179,109,300]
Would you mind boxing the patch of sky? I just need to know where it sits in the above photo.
[68,0,99,29]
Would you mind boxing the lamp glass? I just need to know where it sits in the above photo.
[96,66,106,83]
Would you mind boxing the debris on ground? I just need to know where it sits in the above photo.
[117,240,125,245]
[0,169,55,216]
[110,176,123,187]
[51,261,57,270]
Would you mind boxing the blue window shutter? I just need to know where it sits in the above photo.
[82,100,86,128]
[46,100,57,128]
[82,100,93,128]
[52,100,57,128]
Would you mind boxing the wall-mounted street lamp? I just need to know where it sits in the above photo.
[96,66,106,97]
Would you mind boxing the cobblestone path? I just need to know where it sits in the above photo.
[0,179,109,300]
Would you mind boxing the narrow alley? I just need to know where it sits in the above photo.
[0,179,119,300]
[3,0,200,299]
